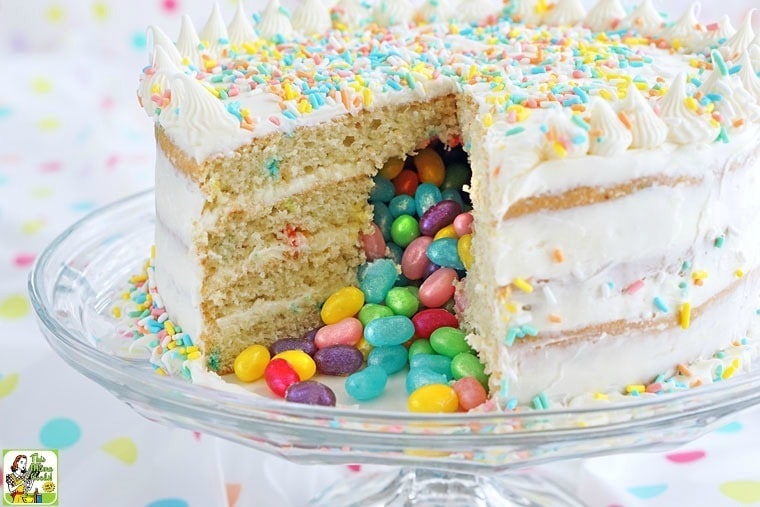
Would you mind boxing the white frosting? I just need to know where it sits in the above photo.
[512,0,544,25]
[701,15,736,51]
[258,0,294,39]
[588,98,632,156]
[620,84,667,149]
[138,46,181,117]
[543,0,585,27]
[583,0,625,32]
[721,9,756,62]
[659,73,720,145]
[146,25,182,65]
[331,0,370,29]
[661,3,704,50]
[177,15,201,67]
[415,0,453,24]
[373,0,414,27]
[700,51,749,124]
[199,3,229,54]
[621,0,663,37]
[738,51,760,104]
[228,0,257,46]
[542,110,589,159]
[751,44,760,71]
[292,0,332,34]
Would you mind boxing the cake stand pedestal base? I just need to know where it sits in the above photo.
[308,467,585,506]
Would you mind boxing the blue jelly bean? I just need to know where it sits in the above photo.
[389,194,417,218]
[427,238,465,270]
[370,175,396,203]
[368,345,409,375]
[415,183,442,218]
[373,201,393,241]
[410,353,452,379]
[441,188,464,208]
[345,365,388,401]
[406,366,449,394]
[360,259,398,304]
[364,315,415,346]
[386,242,404,264]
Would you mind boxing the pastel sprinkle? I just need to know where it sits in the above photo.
[512,277,533,293]
[653,297,669,313]
[679,302,691,329]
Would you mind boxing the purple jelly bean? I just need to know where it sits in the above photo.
[269,337,318,357]
[314,345,364,376]
[423,261,441,279]
[302,326,321,342]
[419,200,463,237]
[285,381,337,406]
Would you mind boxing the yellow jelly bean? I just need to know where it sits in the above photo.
[320,286,365,324]
[408,384,459,413]
[234,344,270,382]
[273,349,317,381]
[379,157,405,180]
[457,234,474,270]
[356,337,374,360]
[413,148,445,187]
[433,224,458,241]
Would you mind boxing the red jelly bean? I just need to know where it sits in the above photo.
[412,308,459,339]
[401,236,433,280]
[392,169,419,196]
[418,267,458,308]
[453,377,488,411]
[264,358,300,397]
[360,223,387,261]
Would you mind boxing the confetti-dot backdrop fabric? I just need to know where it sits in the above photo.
[0,0,759,505]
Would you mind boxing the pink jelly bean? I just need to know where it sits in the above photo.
[401,236,433,280]
[418,268,458,308]
[360,223,386,261]
[412,308,459,339]
[314,317,363,349]
[453,212,473,237]
[453,377,487,411]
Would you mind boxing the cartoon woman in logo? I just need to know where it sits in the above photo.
[4,454,33,503]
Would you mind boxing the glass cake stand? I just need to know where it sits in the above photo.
[29,189,760,506]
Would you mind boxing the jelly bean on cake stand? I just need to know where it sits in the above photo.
[410,353,453,379]
[314,317,363,348]
[408,384,459,413]
[408,339,435,360]
[314,345,364,376]
[451,352,489,389]
[273,350,317,381]
[452,377,487,411]
[269,337,318,357]
[345,365,389,401]
[412,309,459,339]
[367,345,409,375]
[429,327,471,358]
[320,286,365,324]
[265,358,301,397]
[285,381,337,407]
[406,367,449,394]
[364,315,415,347]
[234,344,271,382]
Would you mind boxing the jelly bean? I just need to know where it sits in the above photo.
[410,353,452,378]
[452,377,487,411]
[370,175,396,203]
[453,212,473,236]
[414,148,446,187]
[406,367,449,394]
[386,242,404,264]
[393,169,419,196]
[390,215,420,248]
[345,365,388,401]
[395,273,412,287]
[269,337,318,357]
[364,315,415,347]
[441,162,471,191]
[360,258,398,304]
[414,183,442,218]
[412,309,459,339]
[373,201,393,241]
[285,380,337,406]
[427,238,465,270]
[234,344,271,382]
[433,224,458,241]
[368,345,408,375]
[451,352,489,388]
[385,287,419,317]
[441,189,465,208]
[401,236,433,280]
[389,194,417,218]
[405,286,420,299]
[419,200,463,237]
[358,303,394,326]
[314,317,363,349]
[273,349,317,381]
[418,267,458,308]
[430,327,471,358]
[423,262,441,279]
[314,345,364,376]
[360,223,387,261]
[356,337,373,360]
[265,358,300,397]
[408,384,459,413]
[320,286,365,324]
[379,157,404,180]
[457,234,474,270]
[408,339,435,360]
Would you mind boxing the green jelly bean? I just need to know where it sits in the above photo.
[441,162,471,191]
[451,352,489,389]
[408,339,434,361]
[385,287,419,318]
[390,215,420,248]
[404,286,420,299]
[358,303,394,326]
[430,327,471,358]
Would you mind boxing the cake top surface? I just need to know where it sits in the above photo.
[138,0,760,162]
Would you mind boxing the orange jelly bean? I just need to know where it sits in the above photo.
[414,148,445,187]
